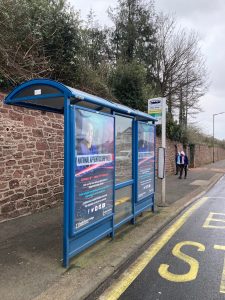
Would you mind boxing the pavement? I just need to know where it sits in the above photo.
[1,160,225,300]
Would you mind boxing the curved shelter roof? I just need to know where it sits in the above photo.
[4,79,156,122]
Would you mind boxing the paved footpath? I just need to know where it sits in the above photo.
[0,161,225,300]
[156,160,225,205]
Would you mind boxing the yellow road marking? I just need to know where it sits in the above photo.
[214,245,225,294]
[99,196,208,300]
[158,241,205,282]
[203,212,225,229]
[115,197,130,206]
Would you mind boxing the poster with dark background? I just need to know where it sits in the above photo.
[138,123,155,201]
[75,109,114,230]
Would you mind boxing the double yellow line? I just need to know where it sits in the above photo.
[99,197,208,300]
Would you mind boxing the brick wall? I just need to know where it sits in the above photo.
[155,139,225,173]
[1,91,225,223]
[0,93,64,222]
[193,144,225,167]
[156,137,183,175]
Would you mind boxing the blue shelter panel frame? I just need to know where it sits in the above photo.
[64,105,115,266]
[133,122,155,218]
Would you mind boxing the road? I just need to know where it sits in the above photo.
[99,175,225,300]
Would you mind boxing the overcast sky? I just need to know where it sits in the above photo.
[70,0,225,140]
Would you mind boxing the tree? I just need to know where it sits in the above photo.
[0,0,50,87]
[109,61,151,110]
[76,11,114,98]
[152,14,208,127]
[180,55,208,129]
[108,0,157,66]
[0,0,209,147]
[0,0,81,88]
[40,0,82,85]
[108,0,157,110]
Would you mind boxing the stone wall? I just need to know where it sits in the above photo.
[156,137,183,175]
[1,91,225,222]
[0,93,64,222]
[192,144,225,167]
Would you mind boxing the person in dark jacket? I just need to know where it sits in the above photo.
[179,151,189,179]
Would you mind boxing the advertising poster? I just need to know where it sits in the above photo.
[138,123,155,201]
[75,109,114,230]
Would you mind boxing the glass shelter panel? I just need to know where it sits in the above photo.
[138,123,155,201]
[115,116,132,183]
[74,108,114,230]
[115,185,132,224]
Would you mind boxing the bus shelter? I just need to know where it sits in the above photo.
[4,79,156,267]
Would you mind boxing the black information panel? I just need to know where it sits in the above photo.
[75,109,114,230]
[138,123,155,201]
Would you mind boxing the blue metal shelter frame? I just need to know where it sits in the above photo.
[4,79,156,267]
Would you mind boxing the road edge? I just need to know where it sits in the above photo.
[83,173,224,300]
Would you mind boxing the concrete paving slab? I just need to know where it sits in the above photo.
[190,180,210,186]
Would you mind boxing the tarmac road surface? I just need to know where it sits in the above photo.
[99,175,225,300]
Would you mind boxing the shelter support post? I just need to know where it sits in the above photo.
[63,96,70,268]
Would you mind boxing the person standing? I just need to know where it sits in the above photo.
[179,151,189,179]
[175,151,181,175]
